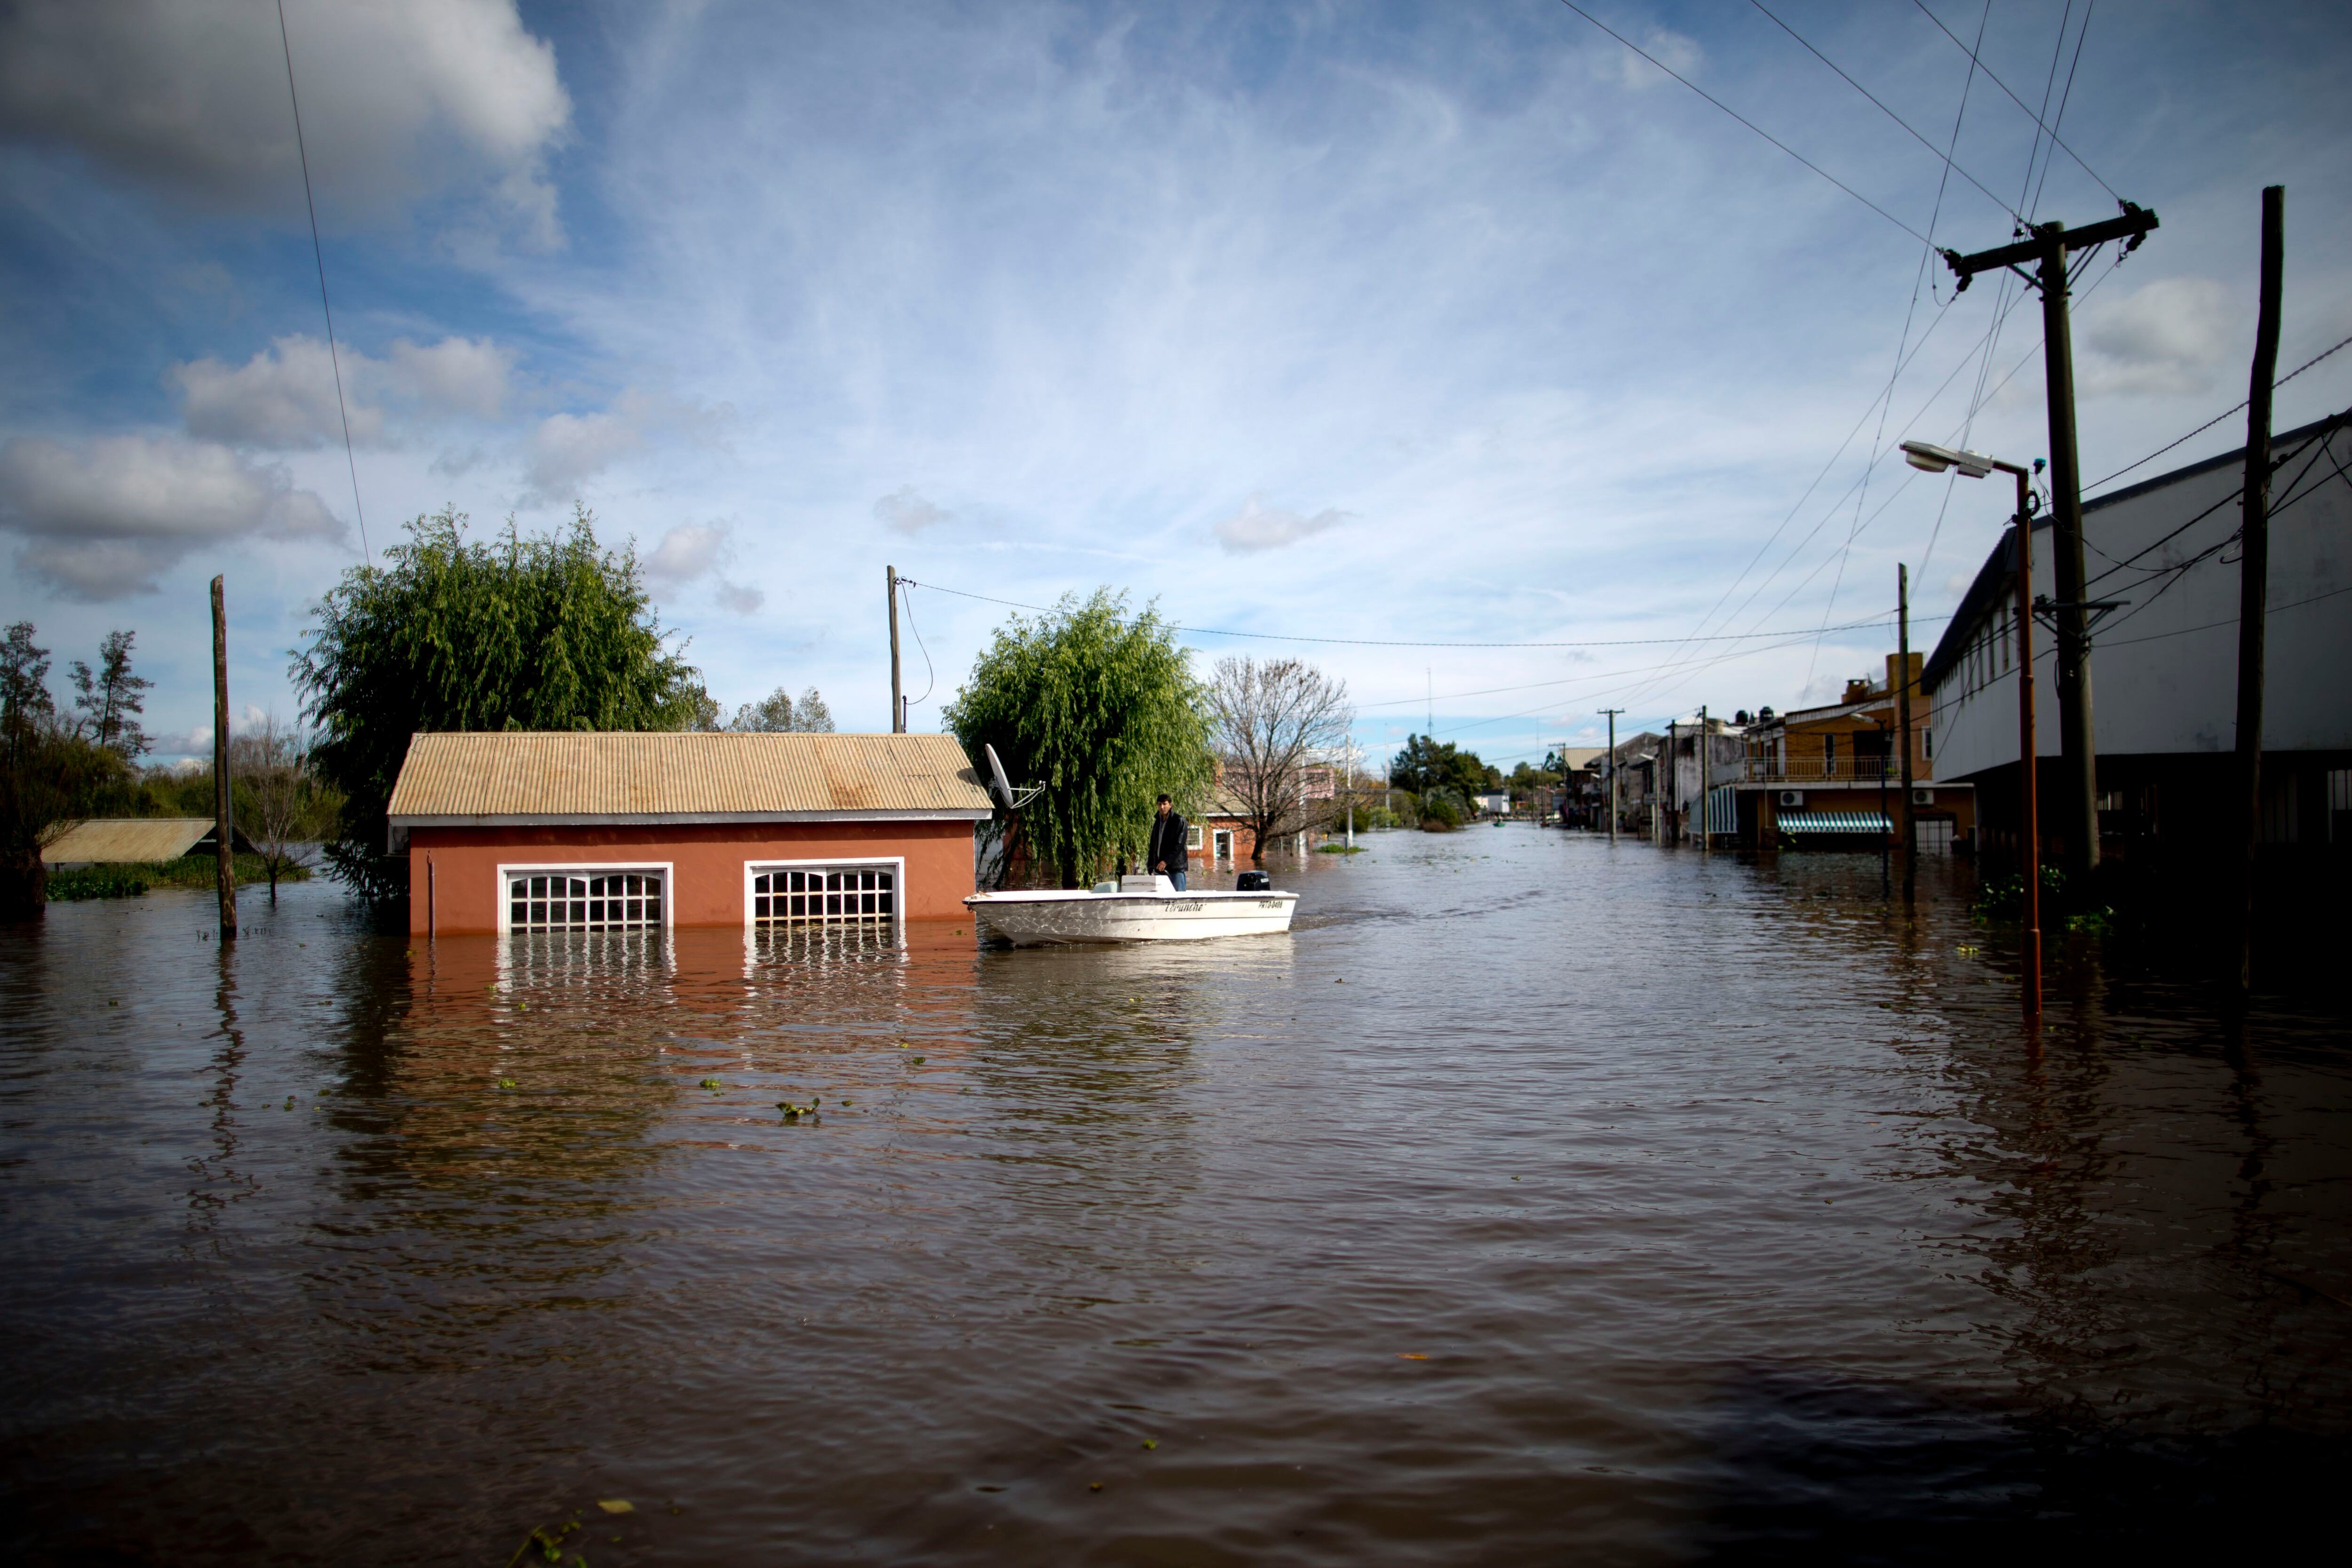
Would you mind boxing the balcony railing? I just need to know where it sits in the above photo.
[1743,757,1899,783]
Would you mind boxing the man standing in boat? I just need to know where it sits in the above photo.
[1148,793,1190,891]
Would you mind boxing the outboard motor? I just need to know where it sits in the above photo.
[1235,870,1272,892]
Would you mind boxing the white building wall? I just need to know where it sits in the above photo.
[1931,423,2350,779]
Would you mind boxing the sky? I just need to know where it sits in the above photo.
[3,0,2348,773]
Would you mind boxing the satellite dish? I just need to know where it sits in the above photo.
[981,743,1041,811]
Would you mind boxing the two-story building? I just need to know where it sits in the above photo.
[1733,654,1973,852]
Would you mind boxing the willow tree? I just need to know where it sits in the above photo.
[943,589,1211,888]
[292,506,701,903]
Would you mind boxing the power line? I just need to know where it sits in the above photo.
[275,0,367,561]
[2082,331,2352,495]
[1552,0,1931,244]
[1910,0,2120,202]
[1358,610,1955,711]
[899,578,1921,650]
[1748,0,2021,224]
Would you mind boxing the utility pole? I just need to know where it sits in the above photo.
[2014,493,2043,1022]
[210,575,236,942]
[1945,202,2158,881]
[1697,705,1710,858]
[886,565,904,733]
[1897,564,1915,903]
[2235,185,2284,994]
[1598,709,1623,845]
[1344,740,1355,849]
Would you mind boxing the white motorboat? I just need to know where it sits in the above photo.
[964,874,1298,946]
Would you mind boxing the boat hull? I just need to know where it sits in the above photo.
[963,890,1298,946]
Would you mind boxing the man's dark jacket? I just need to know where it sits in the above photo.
[1147,810,1190,876]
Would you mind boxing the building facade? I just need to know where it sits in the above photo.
[388,731,993,936]
[1924,412,2350,865]
[1735,655,1971,851]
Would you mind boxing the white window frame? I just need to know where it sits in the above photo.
[497,860,675,935]
[742,856,906,934]
[1185,824,1202,850]
[1212,828,1233,860]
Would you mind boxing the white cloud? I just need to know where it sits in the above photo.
[644,521,731,583]
[172,335,384,449]
[0,434,344,598]
[387,336,513,419]
[713,581,767,615]
[170,333,517,449]
[642,520,763,615]
[874,485,951,534]
[2080,277,2237,397]
[1213,496,1352,554]
[526,405,646,501]
[0,0,571,240]
[1608,27,1703,91]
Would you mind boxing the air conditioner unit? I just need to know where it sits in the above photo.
[1778,790,1804,808]
[1912,788,1933,806]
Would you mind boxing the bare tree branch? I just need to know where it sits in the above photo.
[1207,656,1351,865]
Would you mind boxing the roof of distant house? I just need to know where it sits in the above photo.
[387,731,993,826]
[41,818,230,864]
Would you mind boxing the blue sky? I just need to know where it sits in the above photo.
[3,0,2347,771]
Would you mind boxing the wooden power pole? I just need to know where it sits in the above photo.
[1897,564,1915,902]
[886,565,904,733]
[211,574,236,941]
[1598,708,1623,844]
[2234,185,2284,993]
[1945,203,2158,881]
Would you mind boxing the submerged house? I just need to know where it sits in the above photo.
[387,731,993,936]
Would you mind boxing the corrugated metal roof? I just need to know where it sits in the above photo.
[41,818,215,864]
[386,732,993,822]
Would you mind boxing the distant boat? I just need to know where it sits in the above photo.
[964,874,1298,946]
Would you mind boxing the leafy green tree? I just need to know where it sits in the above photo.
[942,589,1211,888]
[292,505,702,902]
[68,629,152,758]
[1390,734,1491,800]
[729,685,834,732]
[0,621,131,916]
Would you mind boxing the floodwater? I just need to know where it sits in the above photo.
[3,828,2348,1566]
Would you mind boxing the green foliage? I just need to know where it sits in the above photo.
[1390,734,1494,799]
[729,685,834,732]
[1,621,140,915]
[46,853,305,901]
[67,629,152,758]
[942,589,1212,888]
[1972,862,2111,932]
[1416,786,1466,829]
[292,505,701,903]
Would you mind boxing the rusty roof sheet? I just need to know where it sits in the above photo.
[386,732,993,822]
[41,818,215,864]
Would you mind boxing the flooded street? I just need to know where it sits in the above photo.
[4,826,2348,1564]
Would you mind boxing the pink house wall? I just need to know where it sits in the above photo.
[407,820,977,935]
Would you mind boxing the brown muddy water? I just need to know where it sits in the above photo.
[3,826,2348,1566]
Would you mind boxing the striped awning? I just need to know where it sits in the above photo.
[1777,811,1891,834]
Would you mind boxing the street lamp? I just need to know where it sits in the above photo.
[1900,438,2045,1025]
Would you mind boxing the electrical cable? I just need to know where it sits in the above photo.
[2081,332,2352,495]
[898,578,1920,650]
[1909,0,2120,200]
[275,0,367,561]
[1551,0,1933,244]
[899,580,936,706]
[1747,0,2021,224]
